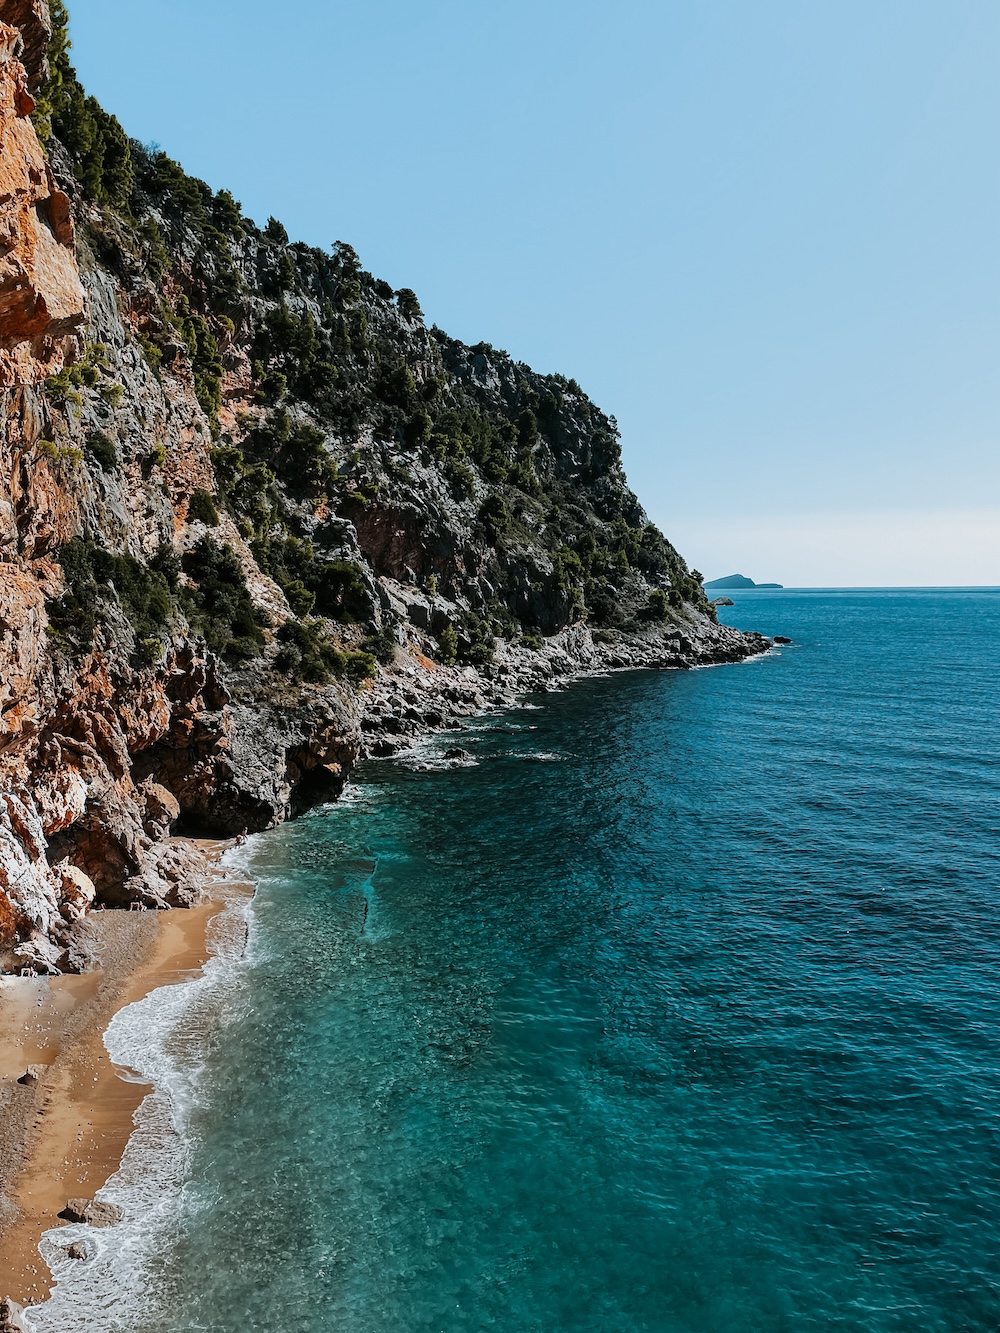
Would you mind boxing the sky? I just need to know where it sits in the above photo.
[68,0,999,585]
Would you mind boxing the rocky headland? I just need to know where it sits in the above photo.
[0,0,770,976]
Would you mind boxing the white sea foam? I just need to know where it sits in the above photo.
[329,781,373,807]
[389,730,483,770]
[24,877,256,1333]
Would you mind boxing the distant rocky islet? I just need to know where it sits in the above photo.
[704,574,784,589]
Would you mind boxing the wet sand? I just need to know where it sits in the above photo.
[0,841,243,1308]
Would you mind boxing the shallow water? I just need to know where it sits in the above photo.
[32,589,1000,1331]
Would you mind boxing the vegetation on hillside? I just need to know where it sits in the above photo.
[36,1,715,679]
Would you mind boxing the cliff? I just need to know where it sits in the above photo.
[0,0,768,973]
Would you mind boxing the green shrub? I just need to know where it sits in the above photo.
[46,536,177,659]
[551,547,583,592]
[281,423,334,497]
[265,217,289,245]
[150,542,181,590]
[281,578,316,616]
[86,431,117,471]
[182,312,223,429]
[315,560,371,621]
[138,637,163,666]
[458,611,495,666]
[141,218,170,280]
[641,589,669,621]
[437,623,458,665]
[38,440,83,468]
[448,462,475,500]
[212,190,244,238]
[187,488,220,526]
[396,288,423,321]
[181,536,266,662]
[257,370,287,404]
[361,625,397,664]
[343,650,377,686]
[146,152,211,227]
[143,444,167,476]
[520,633,543,651]
[138,335,163,371]
[478,493,510,544]
[406,408,432,448]
[275,617,338,683]
[273,252,297,293]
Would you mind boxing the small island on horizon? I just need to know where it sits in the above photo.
[704,574,784,590]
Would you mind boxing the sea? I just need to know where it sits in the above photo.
[26,588,1000,1332]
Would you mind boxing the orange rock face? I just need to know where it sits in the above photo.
[0,10,84,386]
[2,0,50,89]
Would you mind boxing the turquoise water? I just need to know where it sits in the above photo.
[141,590,1000,1330]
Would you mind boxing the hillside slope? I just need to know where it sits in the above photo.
[0,0,767,972]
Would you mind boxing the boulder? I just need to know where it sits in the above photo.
[65,1241,89,1261]
[773,635,792,645]
[140,780,180,838]
[53,862,96,922]
[16,1063,45,1085]
[59,1198,123,1228]
[406,598,431,630]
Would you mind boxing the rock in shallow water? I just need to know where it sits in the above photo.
[0,1297,26,1331]
[59,1198,123,1228]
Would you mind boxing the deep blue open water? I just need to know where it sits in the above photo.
[37,589,1000,1331]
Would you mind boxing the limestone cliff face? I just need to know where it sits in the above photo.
[0,0,768,973]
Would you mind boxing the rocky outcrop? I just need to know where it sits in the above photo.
[0,0,770,972]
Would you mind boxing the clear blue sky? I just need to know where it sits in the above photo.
[70,0,999,584]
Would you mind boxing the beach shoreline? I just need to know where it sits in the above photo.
[0,839,245,1311]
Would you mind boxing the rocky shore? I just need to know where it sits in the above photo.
[359,600,770,761]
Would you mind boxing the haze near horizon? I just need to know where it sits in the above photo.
[69,0,999,586]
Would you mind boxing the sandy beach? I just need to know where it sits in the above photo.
[0,841,243,1309]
